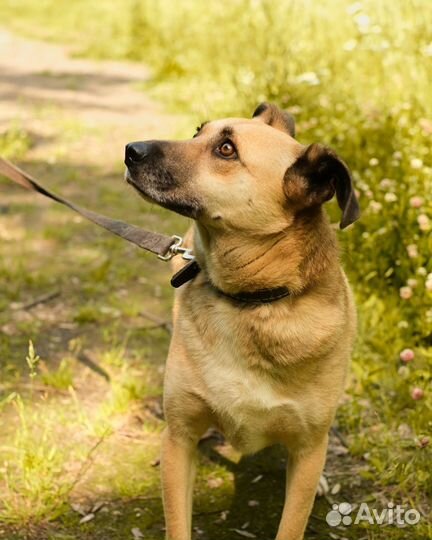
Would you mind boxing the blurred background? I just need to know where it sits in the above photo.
[0,1,430,539]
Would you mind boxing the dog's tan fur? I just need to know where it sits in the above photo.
[125,103,359,540]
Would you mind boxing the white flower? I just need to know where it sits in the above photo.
[418,214,430,231]
[410,158,423,169]
[384,192,397,202]
[393,151,402,160]
[369,157,379,166]
[379,178,394,189]
[343,39,357,51]
[407,244,418,258]
[400,286,413,300]
[407,278,418,288]
[354,13,371,30]
[369,201,382,213]
[426,279,432,292]
[296,72,320,86]
[421,43,432,57]
[417,267,427,276]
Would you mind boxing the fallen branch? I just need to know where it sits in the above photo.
[76,351,110,381]
[10,290,60,311]
[139,310,172,334]
[331,426,348,448]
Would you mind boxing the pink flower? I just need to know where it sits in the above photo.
[400,286,413,300]
[400,349,415,363]
[411,387,424,400]
[418,436,430,448]
[410,196,423,208]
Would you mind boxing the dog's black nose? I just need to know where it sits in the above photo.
[125,141,151,164]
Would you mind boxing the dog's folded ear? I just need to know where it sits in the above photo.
[284,143,360,229]
[253,102,295,138]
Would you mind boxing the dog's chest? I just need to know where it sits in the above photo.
[180,287,347,452]
[202,346,287,411]
[197,337,306,452]
[204,355,311,454]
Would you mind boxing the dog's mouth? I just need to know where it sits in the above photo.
[124,167,202,219]
[125,168,154,203]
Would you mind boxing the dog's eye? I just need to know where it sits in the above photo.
[216,140,237,159]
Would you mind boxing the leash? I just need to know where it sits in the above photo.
[0,157,200,287]
[0,157,291,302]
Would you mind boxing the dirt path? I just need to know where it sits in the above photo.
[0,28,179,166]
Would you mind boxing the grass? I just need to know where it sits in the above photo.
[0,1,431,538]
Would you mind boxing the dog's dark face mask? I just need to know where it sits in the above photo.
[125,103,359,232]
[124,139,203,219]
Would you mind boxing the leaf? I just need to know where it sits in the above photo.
[70,503,86,516]
[232,529,256,538]
[251,474,263,484]
[79,513,95,524]
[92,501,105,513]
[331,482,341,495]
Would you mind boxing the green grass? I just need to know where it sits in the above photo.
[0,1,431,538]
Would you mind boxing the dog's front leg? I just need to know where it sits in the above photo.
[161,428,197,540]
[275,434,328,540]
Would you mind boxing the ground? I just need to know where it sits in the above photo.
[0,29,428,540]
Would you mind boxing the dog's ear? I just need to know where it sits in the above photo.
[284,143,360,229]
[252,102,295,138]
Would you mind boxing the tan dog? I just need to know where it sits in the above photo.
[125,103,360,540]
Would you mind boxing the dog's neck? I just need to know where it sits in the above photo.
[194,208,339,295]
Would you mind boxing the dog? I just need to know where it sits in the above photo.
[124,102,360,540]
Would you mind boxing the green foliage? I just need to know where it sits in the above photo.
[0,124,31,160]
[41,358,74,390]
[1,394,76,523]
[25,340,40,381]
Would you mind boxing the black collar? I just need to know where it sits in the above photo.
[170,259,291,305]
[214,285,291,304]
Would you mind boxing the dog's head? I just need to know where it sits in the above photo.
[125,103,359,233]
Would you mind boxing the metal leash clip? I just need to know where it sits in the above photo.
[158,235,195,261]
